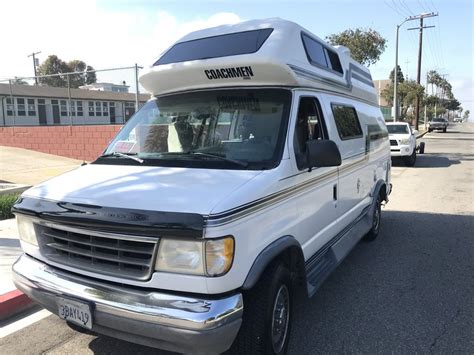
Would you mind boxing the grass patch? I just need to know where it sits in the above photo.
[0,194,19,220]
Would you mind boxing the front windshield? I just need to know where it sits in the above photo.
[387,124,409,134]
[433,118,445,122]
[101,88,291,170]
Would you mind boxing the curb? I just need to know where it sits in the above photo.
[416,130,429,139]
[0,289,34,321]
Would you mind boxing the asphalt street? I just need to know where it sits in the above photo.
[1,123,473,354]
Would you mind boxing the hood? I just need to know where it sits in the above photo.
[23,164,262,215]
[388,133,411,140]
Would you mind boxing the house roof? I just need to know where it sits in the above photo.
[0,83,150,102]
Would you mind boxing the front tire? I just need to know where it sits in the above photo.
[364,193,382,242]
[404,149,416,166]
[228,262,293,355]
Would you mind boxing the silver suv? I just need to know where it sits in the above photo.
[428,118,448,133]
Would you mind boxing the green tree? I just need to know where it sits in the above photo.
[37,55,97,88]
[37,55,70,87]
[12,77,28,85]
[85,65,96,85]
[67,60,87,88]
[389,65,404,84]
[326,28,387,66]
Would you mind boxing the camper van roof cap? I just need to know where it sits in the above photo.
[139,18,377,105]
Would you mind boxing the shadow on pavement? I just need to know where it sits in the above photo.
[89,335,176,354]
[391,154,460,168]
[288,210,473,354]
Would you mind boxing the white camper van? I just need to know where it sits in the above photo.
[13,19,391,354]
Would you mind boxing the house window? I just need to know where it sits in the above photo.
[16,98,26,116]
[124,102,135,121]
[77,101,83,116]
[88,101,95,116]
[102,102,109,116]
[331,104,363,140]
[6,98,14,116]
[27,98,36,116]
[60,100,68,116]
[70,101,76,116]
[95,101,102,116]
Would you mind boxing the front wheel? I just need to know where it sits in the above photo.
[404,149,416,167]
[228,262,293,354]
[364,194,382,242]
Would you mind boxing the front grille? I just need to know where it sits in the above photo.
[37,223,159,281]
[390,139,398,146]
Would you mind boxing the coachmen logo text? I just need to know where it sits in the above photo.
[204,66,254,80]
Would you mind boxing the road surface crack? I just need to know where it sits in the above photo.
[429,309,461,352]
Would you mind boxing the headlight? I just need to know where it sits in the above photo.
[155,239,205,275]
[155,236,234,276]
[17,215,38,246]
[399,138,410,145]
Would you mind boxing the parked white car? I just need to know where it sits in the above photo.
[386,122,424,166]
[12,19,392,354]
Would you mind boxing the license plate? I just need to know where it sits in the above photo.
[57,297,92,329]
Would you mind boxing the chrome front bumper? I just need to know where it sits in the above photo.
[13,254,243,354]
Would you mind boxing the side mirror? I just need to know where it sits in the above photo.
[306,140,342,169]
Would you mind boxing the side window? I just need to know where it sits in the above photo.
[331,104,363,140]
[294,97,327,170]
[302,33,343,75]
[301,34,327,68]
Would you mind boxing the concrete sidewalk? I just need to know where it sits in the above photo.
[0,218,31,321]
[0,146,82,186]
[0,147,82,321]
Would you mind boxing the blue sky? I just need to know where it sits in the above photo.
[1,0,472,114]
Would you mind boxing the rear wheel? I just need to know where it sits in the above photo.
[364,193,382,242]
[418,142,425,154]
[228,262,293,355]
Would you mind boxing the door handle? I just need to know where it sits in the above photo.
[333,184,337,201]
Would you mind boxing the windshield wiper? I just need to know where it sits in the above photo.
[190,152,248,167]
[99,152,144,164]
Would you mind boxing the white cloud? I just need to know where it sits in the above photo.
[0,1,241,90]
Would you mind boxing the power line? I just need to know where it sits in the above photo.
[399,0,416,16]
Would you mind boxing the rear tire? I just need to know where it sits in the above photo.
[364,193,382,242]
[228,262,293,355]
[418,142,425,154]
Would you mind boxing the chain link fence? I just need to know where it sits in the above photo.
[0,65,149,127]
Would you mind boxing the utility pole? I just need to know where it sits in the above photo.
[407,12,438,129]
[27,51,41,85]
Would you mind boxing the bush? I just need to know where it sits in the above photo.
[0,194,19,220]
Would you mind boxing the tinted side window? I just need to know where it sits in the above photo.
[331,104,363,140]
[301,34,327,68]
[325,48,343,74]
[302,34,343,75]
[155,28,273,65]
